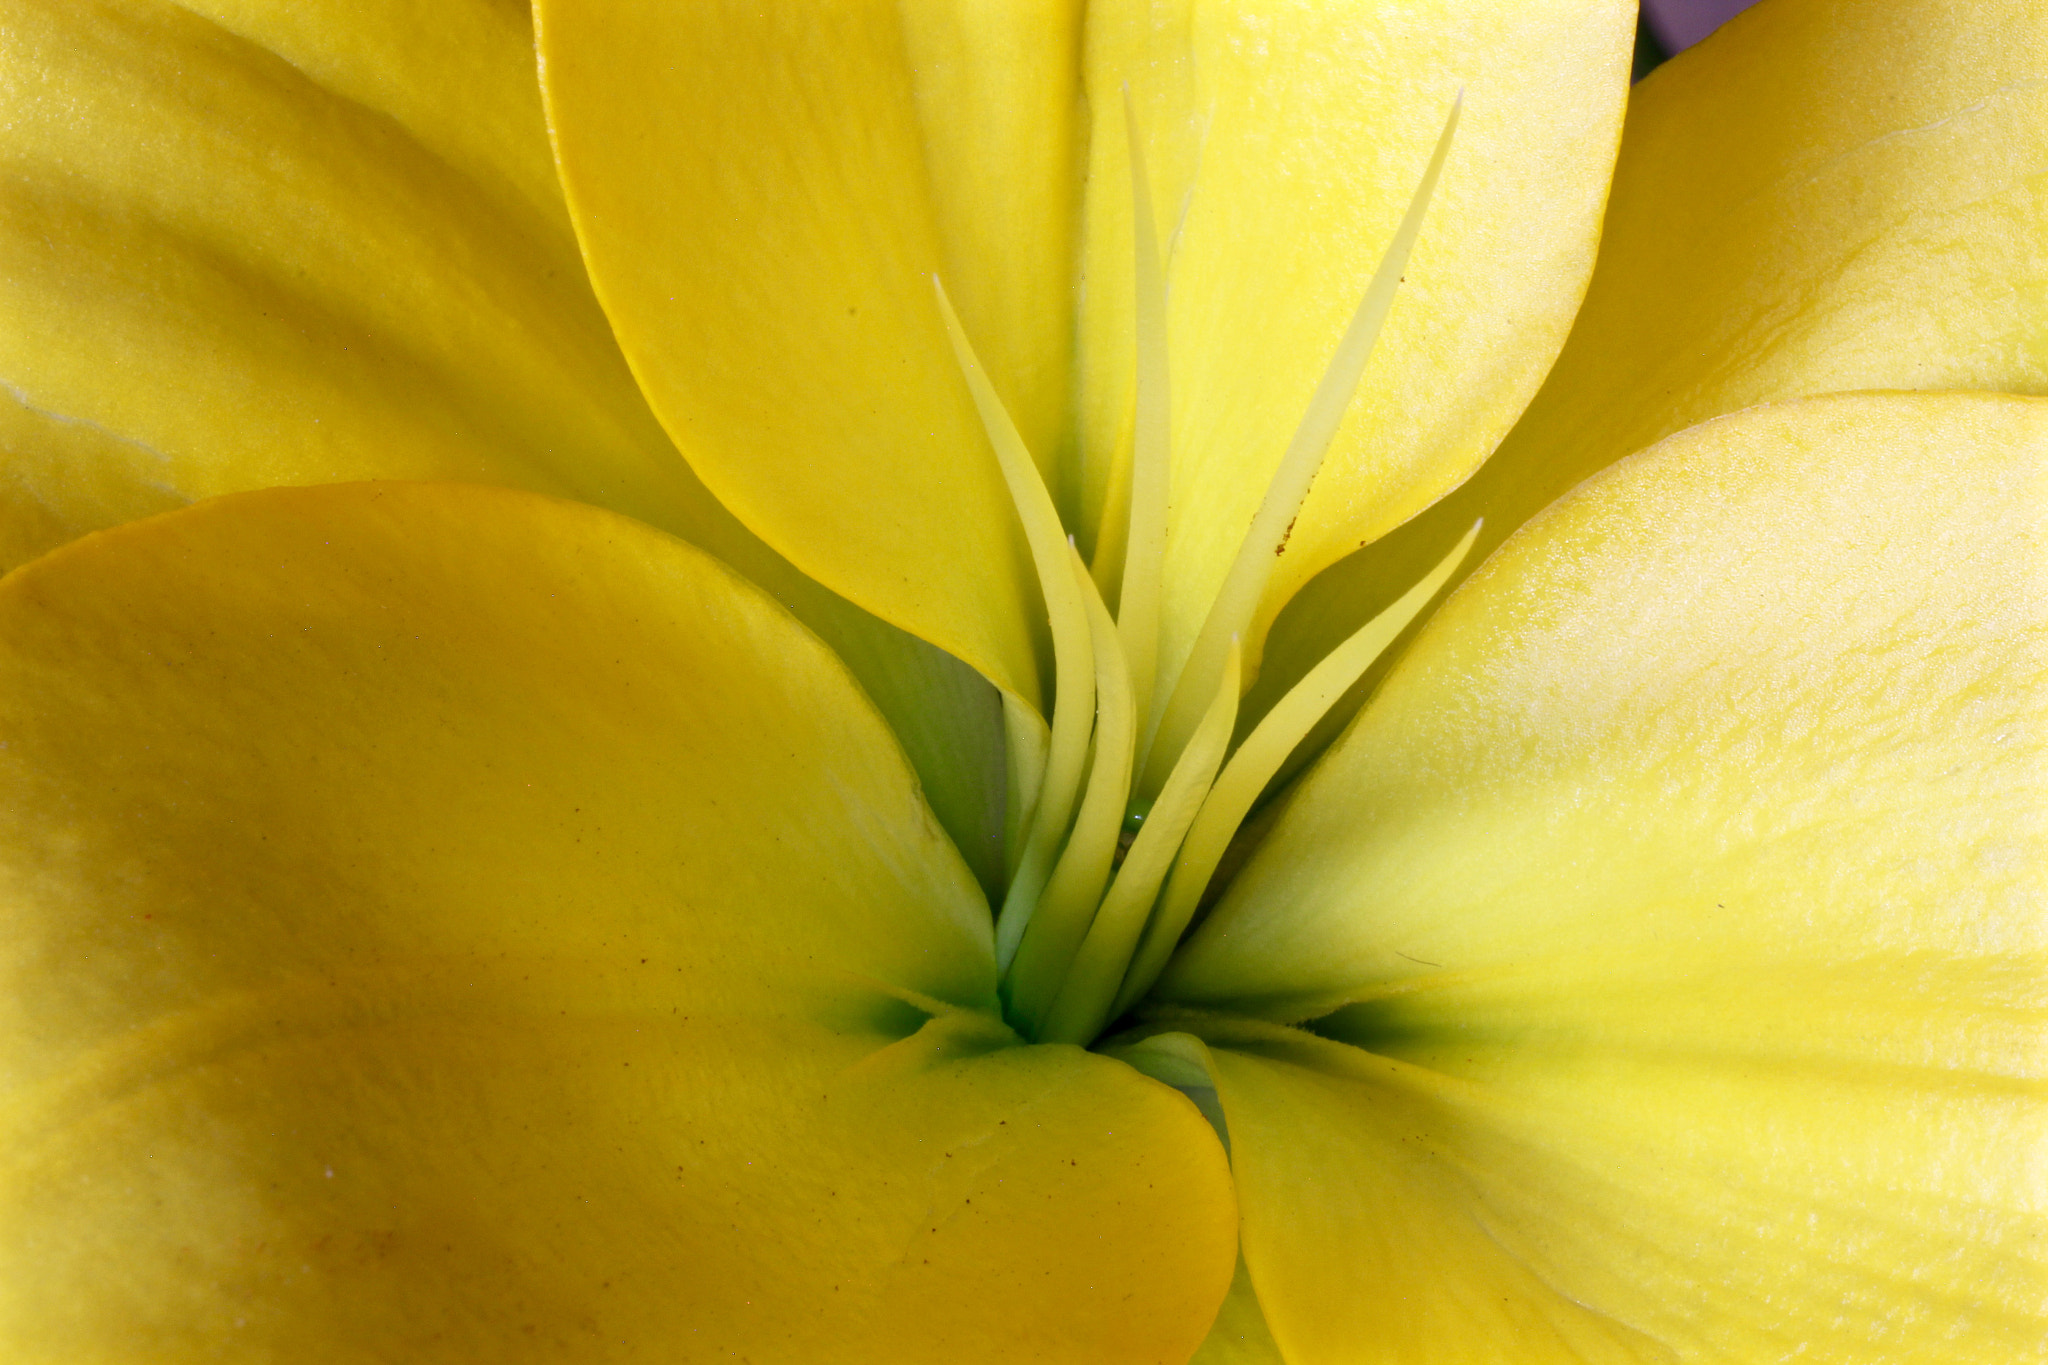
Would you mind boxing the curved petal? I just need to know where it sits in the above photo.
[537,0,1085,704]
[0,483,1236,1360]
[1154,393,2046,1360]
[1190,1255,1286,1365]
[1154,1026,1674,1363]
[1166,994,2045,1363]
[1253,0,2048,738]
[0,0,678,544]
[0,0,1009,894]
[1075,0,1632,682]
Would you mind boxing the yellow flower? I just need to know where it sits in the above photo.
[0,1,2041,1361]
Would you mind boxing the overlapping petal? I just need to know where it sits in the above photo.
[536,0,1067,705]
[1138,1026,1673,1363]
[1152,393,2046,1360]
[3,2,2037,1359]
[1190,1256,1286,1365]
[0,0,673,541]
[0,0,1010,892]
[1253,0,2048,745]
[0,483,1236,1361]
[536,0,1634,705]
[1076,0,1633,682]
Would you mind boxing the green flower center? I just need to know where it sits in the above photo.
[938,94,1475,1045]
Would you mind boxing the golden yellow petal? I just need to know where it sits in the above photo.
[0,0,675,546]
[537,0,1077,704]
[1190,1255,1287,1365]
[0,483,1235,1361]
[0,0,1010,890]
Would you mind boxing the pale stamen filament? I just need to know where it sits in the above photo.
[933,93,1466,1041]
[1005,543,1138,1034]
[1000,694,1048,880]
[1040,639,1239,1046]
[1138,92,1463,802]
[1116,83,1174,741]
[1110,520,1482,1018]
[934,278,1095,971]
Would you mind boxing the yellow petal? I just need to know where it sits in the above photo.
[1153,393,2046,1359]
[0,0,1009,893]
[0,483,1236,1360]
[0,385,186,572]
[0,0,668,545]
[1075,0,1632,683]
[1516,0,2048,473]
[1161,979,2045,1364]
[1181,1026,1676,1363]
[536,0,1084,704]
[1254,0,2048,737]
[1190,1255,1287,1365]
[897,0,1091,494]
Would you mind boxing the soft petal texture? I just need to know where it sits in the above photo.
[1075,0,1631,682]
[1252,0,2048,749]
[0,0,1009,891]
[1167,994,2042,1364]
[0,0,673,542]
[0,483,1236,1361]
[1153,393,2046,1360]
[537,1,1631,705]
[537,0,1078,705]
[1189,1257,1286,1365]
[1165,1025,1673,1363]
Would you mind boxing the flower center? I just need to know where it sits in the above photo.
[937,94,1472,1046]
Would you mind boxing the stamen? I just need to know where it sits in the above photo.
[1111,520,1482,1016]
[1039,639,1239,1046]
[949,95,1469,1044]
[1138,92,1463,802]
[1000,696,1048,879]
[934,277,1097,970]
[1116,84,1174,738]
[1005,544,1137,1035]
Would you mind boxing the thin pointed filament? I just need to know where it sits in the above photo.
[1000,695,1049,880]
[934,277,1096,969]
[1113,520,1481,1016]
[1006,545,1137,1035]
[1040,640,1239,1046]
[950,100,1471,1043]
[1118,84,1173,743]
[1139,92,1463,802]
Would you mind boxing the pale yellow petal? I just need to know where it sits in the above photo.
[1153,392,2046,1361]
[1076,0,1633,685]
[1254,0,2048,741]
[1154,983,2044,1363]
